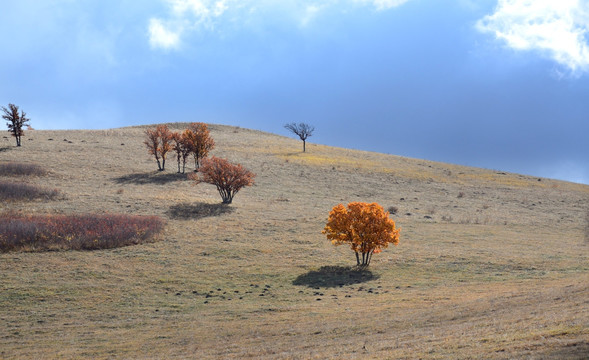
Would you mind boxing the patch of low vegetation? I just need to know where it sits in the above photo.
[0,181,59,201]
[0,162,47,176]
[167,202,235,220]
[293,265,378,288]
[0,213,165,252]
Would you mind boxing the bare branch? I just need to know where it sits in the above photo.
[284,122,314,152]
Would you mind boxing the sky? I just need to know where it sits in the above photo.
[1,0,588,184]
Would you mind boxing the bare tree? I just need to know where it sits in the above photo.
[2,104,30,147]
[284,122,314,152]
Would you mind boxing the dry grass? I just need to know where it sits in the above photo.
[0,162,47,176]
[0,213,165,252]
[0,124,587,359]
[0,181,59,201]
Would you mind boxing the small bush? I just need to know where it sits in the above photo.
[441,215,453,222]
[0,213,165,252]
[189,156,255,204]
[387,206,398,215]
[0,162,47,176]
[0,181,59,201]
[457,191,465,198]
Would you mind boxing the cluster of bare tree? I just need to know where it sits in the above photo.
[144,123,215,173]
[144,123,254,204]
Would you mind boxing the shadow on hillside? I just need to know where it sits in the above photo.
[113,172,187,185]
[167,202,234,220]
[292,266,379,288]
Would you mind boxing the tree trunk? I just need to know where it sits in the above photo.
[194,153,200,170]
[355,252,360,266]
[303,140,306,152]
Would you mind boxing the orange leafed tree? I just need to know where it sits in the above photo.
[186,122,215,170]
[189,156,255,204]
[144,125,172,171]
[323,202,400,267]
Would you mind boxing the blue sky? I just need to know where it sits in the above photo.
[1,0,588,184]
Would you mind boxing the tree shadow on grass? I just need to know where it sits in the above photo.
[292,265,379,288]
[0,147,10,153]
[167,202,234,220]
[113,172,187,185]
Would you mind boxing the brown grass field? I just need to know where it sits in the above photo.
[1,123,588,359]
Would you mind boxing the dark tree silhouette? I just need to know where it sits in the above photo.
[284,122,314,152]
[2,104,30,147]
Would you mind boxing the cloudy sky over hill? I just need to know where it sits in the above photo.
[1,0,588,184]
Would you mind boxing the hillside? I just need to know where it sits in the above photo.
[1,123,588,359]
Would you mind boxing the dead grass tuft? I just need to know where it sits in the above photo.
[0,213,165,252]
[167,202,234,220]
[0,181,59,201]
[0,162,47,176]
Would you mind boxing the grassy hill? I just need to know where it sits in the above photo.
[1,123,588,359]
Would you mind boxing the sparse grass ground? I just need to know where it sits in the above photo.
[0,124,587,359]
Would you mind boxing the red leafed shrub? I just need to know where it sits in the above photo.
[0,213,165,252]
[189,156,255,204]
[0,162,47,176]
[0,181,59,201]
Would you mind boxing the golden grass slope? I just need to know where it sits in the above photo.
[0,123,588,359]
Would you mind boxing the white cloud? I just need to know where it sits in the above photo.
[300,5,323,27]
[355,0,412,11]
[477,0,589,74]
[148,0,414,51]
[213,1,229,17]
[148,18,180,50]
